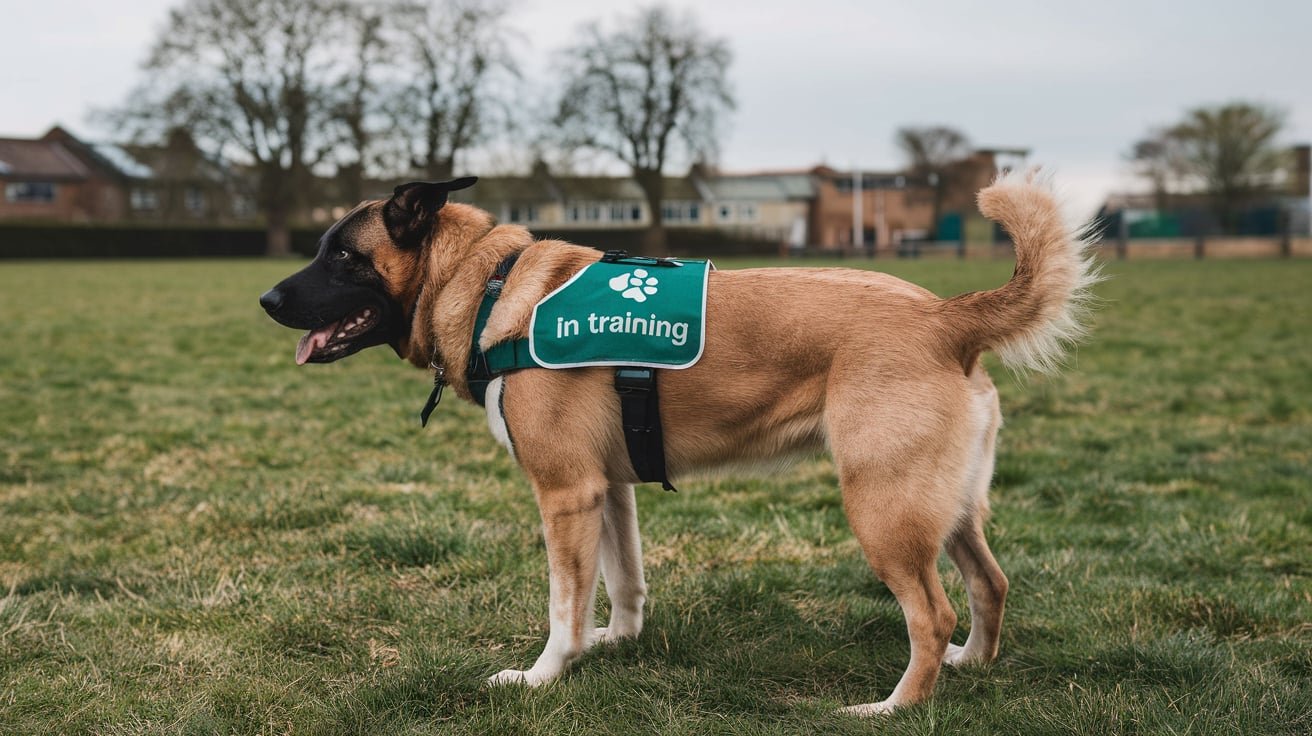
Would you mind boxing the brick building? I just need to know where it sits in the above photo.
[808,149,1025,252]
[0,126,125,222]
[0,126,254,225]
[3,124,1025,250]
[440,155,1016,251]
[442,162,815,247]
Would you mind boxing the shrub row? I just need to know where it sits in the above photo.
[0,224,323,259]
[0,223,781,259]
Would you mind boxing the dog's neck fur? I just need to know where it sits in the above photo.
[401,203,523,400]
[399,202,607,403]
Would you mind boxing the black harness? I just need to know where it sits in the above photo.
[421,252,677,492]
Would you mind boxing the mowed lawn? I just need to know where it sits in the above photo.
[1,256,1309,735]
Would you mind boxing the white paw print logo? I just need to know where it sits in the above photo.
[608,268,659,303]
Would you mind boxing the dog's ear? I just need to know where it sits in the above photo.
[383,176,479,250]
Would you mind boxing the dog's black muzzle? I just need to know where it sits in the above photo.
[261,259,403,364]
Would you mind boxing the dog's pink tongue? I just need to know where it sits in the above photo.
[295,324,337,365]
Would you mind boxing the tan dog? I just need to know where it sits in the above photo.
[260,174,1096,714]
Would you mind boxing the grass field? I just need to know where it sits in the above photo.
[1,256,1309,735]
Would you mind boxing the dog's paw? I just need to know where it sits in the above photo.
[837,700,897,717]
[486,668,552,688]
[942,642,987,667]
[592,626,637,645]
[942,643,968,666]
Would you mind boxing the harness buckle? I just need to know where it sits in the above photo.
[614,367,654,395]
[600,250,681,268]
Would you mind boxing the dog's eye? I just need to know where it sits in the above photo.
[335,249,352,261]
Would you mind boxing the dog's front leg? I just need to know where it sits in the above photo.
[595,483,646,643]
[487,481,605,687]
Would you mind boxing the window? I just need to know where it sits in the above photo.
[605,201,642,222]
[5,182,55,203]
[717,204,733,223]
[662,201,702,223]
[565,201,642,223]
[232,196,255,218]
[738,203,758,222]
[130,187,158,211]
[566,203,601,222]
[508,204,538,223]
[184,187,206,214]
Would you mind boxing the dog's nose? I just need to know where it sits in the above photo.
[259,288,284,313]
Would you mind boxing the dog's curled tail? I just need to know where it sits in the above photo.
[942,172,1100,374]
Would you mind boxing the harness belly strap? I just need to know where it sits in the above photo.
[614,367,677,492]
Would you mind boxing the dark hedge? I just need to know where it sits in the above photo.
[0,223,780,259]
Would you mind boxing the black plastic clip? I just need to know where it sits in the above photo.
[420,363,446,427]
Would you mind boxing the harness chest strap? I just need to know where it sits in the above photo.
[423,251,677,492]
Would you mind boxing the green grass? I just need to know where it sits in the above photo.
[1,256,1309,735]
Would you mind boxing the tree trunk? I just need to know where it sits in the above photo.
[425,157,455,181]
[266,206,292,257]
[340,161,365,205]
[642,221,668,257]
[635,168,669,257]
[929,180,945,241]
[1151,180,1169,213]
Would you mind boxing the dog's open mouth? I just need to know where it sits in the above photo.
[295,307,379,365]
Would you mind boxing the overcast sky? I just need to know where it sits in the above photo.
[3,0,1310,217]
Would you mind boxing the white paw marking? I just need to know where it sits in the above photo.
[943,642,984,667]
[592,626,637,645]
[486,668,552,687]
[943,643,965,666]
[837,700,897,717]
[486,669,527,686]
[608,268,659,303]
[488,669,558,687]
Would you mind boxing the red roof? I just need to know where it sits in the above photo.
[0,137,91,179]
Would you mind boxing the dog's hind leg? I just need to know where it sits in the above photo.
[943,514,1008,666]
[944,375,1008,666]
[487,478,607,687]
[827,379,966,716]
[595,483,646,644]
[834,493,960,713]
[835,465,959,716]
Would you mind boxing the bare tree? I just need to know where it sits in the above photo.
[114,0,350,255]
[1127,132,1185,212]
[1162,102,1286,233]
[330,2,387,204]
[554,5,734,256]
[895,126,971,241]
[385,0,520,181]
